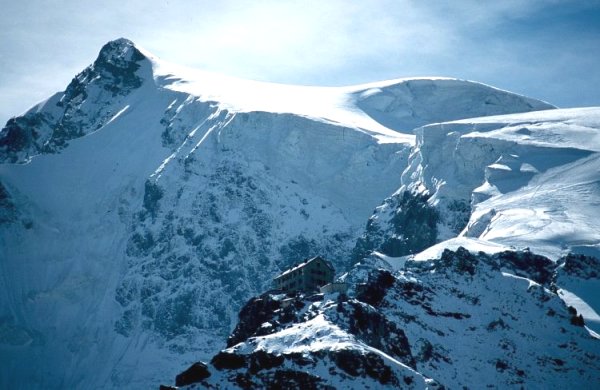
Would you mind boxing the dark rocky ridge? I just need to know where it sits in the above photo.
[559,253,600,280]
[166,247,600,389]
[164,281,427,388]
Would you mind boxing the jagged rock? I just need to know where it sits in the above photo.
[330,349,397,385]
[165,248,600,389]
[414,247,558,286]
[559,253,600,280]
[175,362,211,386]
[259,369,332,389]
[439,247,479,275]
[0,181,16,224]
[227,292,302,348]
[329,299,415,368]
[380,248,600,388]
[567,306,586,327]
[247,350,285,374]
[142,179,164,220]
[0,38,149,163]
[355,269,395,307]
[493,250,555,285]
[352,190,439,262]
[211,351,246,370]
[168,288,427,388]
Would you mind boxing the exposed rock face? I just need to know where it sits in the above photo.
[175,362,211,387]
[209,348,401,389]
[494,249,556,286]
[227,292,305,348]
[355,269,396,307]
[559,253,600,280]
[385,248,600,389]
[329,298,415,368]
[0,38,149,163]
[226,289,415,368]
[169,288,431,388]
[352,190,439,262]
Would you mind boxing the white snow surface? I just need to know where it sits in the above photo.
[412,237,511,261]
[458,108,600,258]
[148,45,553,143]
[403,106,600,258]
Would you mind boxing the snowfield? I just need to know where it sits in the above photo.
[402,107,600,259]
[1,38,598,389]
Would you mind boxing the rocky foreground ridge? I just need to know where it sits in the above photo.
[163,248,600,389]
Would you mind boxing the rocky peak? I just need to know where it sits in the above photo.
[0,39,150,163]
[62,38,147,103]
[92,38,148,90]
[166,247,600,389]
[97,38,144,64]
[351,189,439,263]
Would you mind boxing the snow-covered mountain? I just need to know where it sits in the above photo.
[2,37,597,389]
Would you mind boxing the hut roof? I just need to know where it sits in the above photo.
[274,256,334,280]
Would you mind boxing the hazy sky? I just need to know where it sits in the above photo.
[1,0,599,125]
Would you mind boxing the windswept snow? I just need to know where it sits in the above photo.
[401,106,600,259]
[558,289,600,334]
[455,108,600,259]
[152,58,554,144]
[152,63,409,144]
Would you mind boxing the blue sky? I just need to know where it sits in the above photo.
[1,0,599,125]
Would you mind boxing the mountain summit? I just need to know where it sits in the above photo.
[1,39,596,389]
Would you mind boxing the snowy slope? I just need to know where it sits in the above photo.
[155,66,553,138]
[0,38,559,389]
[394,107,600,256]
[457,108,600,258]
[352,77,553,132]
[351,110,599,263]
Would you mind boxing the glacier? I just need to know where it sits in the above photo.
[2,38,598,389]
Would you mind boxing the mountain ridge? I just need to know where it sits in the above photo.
[1,38,555,164]
[1,38,593,389]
